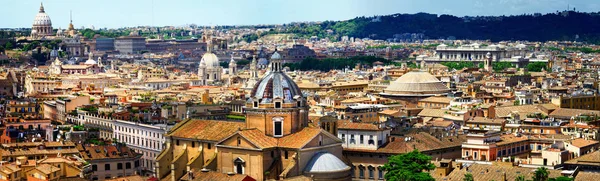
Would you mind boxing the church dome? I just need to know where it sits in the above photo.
[271,51,282,60]
[257,58,269,65]
[33,3,52,26]
[200,52,220,67]
[382,71,450,96]
[84,59,97,65]
[249,71,302,103]
[304,152,350,173]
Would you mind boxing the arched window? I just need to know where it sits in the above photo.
[358,165,365,179]
[368,166,375,179]
[234,157,245,174]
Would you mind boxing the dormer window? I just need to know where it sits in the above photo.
[275,102,281,109]
[253,101,258,108]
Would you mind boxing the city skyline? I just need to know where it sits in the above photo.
[2,0,598,29]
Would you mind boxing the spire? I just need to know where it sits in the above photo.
[39,2,45,13]
[70,10,72,24]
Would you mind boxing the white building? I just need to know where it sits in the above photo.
[337,121,391,150]
[197,45,223,85]
[113,120,172,176]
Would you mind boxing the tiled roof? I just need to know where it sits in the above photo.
[346,132,466,154]
[418,96,453,104]
[168,120,244,141]
[417,108,446,118]
[79,145,139,160]
[549,108,600,119]
[575,171,600,181]
[337,120,382,131]
[179,169,255,181]
[35,164,60,174]
[469,117,505,125]
[569,138,599,148]
[237,129,278,149]
[496,134,529,146]
[495,104,547,118]
[438,164,563,181]
[278,127,324,149]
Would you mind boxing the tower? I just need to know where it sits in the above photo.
[228,55,237,75]
[250,55,258,79]
[198,60,206,85]
[485,52,493,72]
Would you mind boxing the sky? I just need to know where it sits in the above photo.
[2,0,599,29]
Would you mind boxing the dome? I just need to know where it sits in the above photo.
[200,52,220,67]
[33,4,52,26]
[382,71,450,96]
[257,58,269,65]
[304,152,350,173]
[84,59,97,65]
[271,51,282,60]
[249,71,302,103]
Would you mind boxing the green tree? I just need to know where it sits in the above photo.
[533,167,549,181]
[5,42,13,50]
[463,173,474,181]
[548,176,573,181]
[515,175,526,181]
[526,62,547,72]
[382,149,435,181]
[514,100,521,106]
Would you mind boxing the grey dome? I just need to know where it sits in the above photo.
[383,71,450,96]
[257,58,269,65]
[305,152,350,173]
[271,51,282,60]
[249,71,302,103]
[200,52,220,67]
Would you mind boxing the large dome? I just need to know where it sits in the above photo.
[33,3,52,26]
[257,58,269,65]
[304,152,350,173]
[249,71,302,103]
[382,71,450,96]
[200,52,219,67]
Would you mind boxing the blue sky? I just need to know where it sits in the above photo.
[2,0,599,29]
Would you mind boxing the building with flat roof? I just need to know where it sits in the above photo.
[115,36,146,54]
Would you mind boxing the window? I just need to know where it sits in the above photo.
[284,151,289,159]
[341,134,345,142]
[273,117,283,137]
[368,135,375,145]
[360,135,364,144]
[359,166,365,179]
[275,102,281,109]
[253,101,258,108]
[176,140,179,146]
[117,163,123,170]
[92,164,97,171]
[378,167,384,180]
[350,135,355,144]
[368,166,375,179]
[234,158,245,174]
[105,164,111,171]
[126,162,131,169]
[465,151,469,157]
[537,145,542,150]
[207,143,211,149]
[237,137,241,146]
[192,142,195,148]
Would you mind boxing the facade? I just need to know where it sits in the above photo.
[96,38,115,51]
[425,43,527,62]
[552,94,600,111]
[115,36,146,54]
[80,144,142,180]
[55,95,90,124]
[113,120,171,176]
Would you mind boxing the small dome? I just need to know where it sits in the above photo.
[271,51,282,60]
[84,59,97,65]
[200,52,220,67]
[257,58,269,65]
[305,152,350,173]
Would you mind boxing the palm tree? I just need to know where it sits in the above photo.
[516,175,526,181]
[533,167,549,181]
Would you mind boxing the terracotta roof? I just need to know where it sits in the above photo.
[337,120,382,131]
[438,163,563,181]
[469,117,505,125]
[378,109,400,116]
[550,108,600,119]
[168,120,244,141]
[418,96,453,104]
[237,129,277,149]
[180,169,256,181]
[418,108,446,118]
[34,164,60,174]
[565,150,600,165]
[496,134,529,146]
[79,145,139,160]
[569,138,599,148]
[429,120,454,128]
[346,132,466,154]
[495,104,548,118]
[575,171,600,181]
[278,127,324,149]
